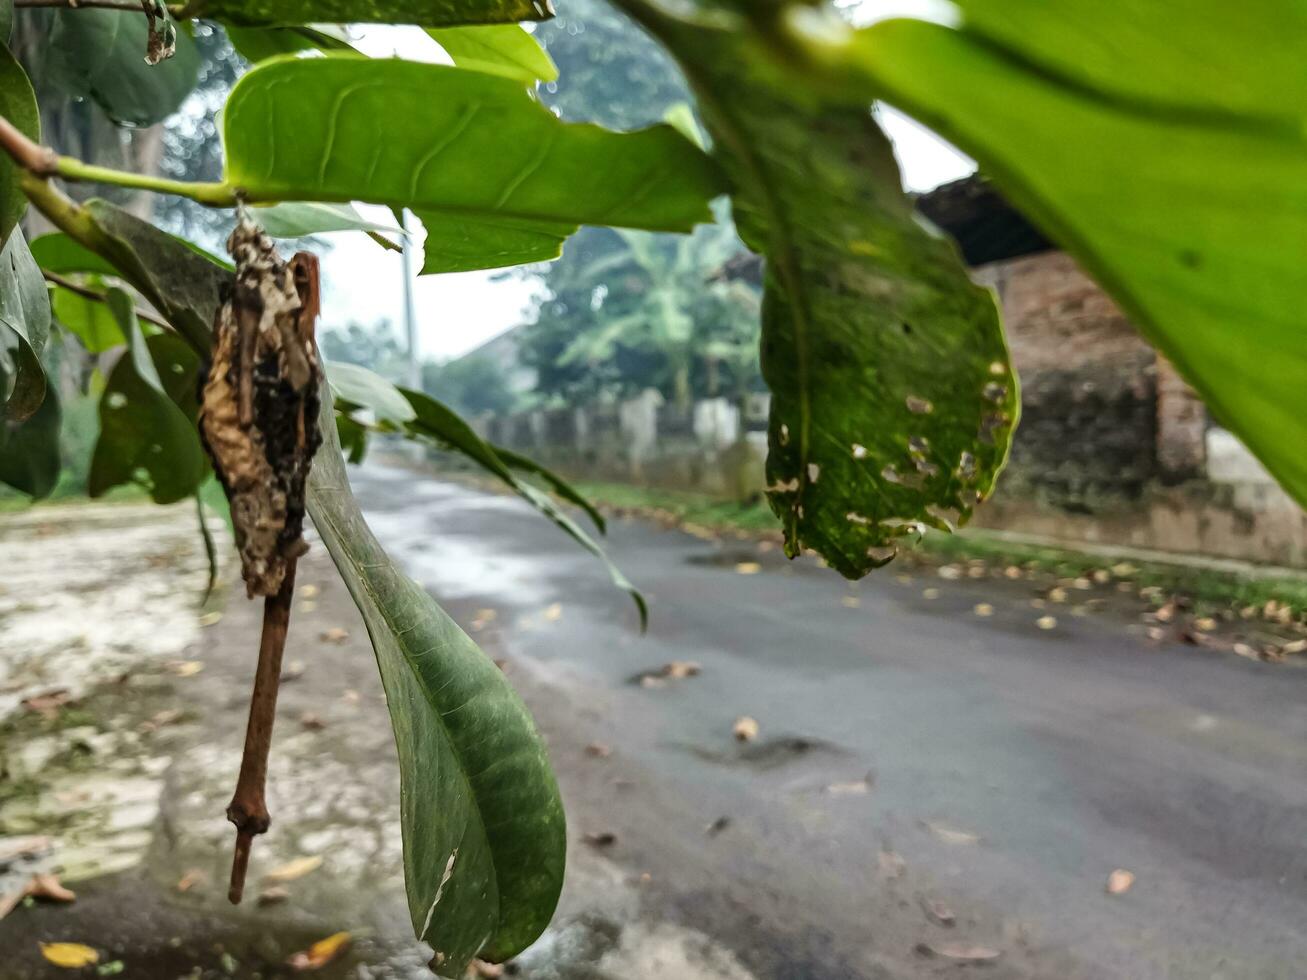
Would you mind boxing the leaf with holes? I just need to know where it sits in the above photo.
[89,291,207,504]
[617,3,1017,577]
[194,0,552,28]
[306,390,565,978]
[428,24,558,83]
[46,9,200,126]
[833,6,1307,517]
[221,57,724,273]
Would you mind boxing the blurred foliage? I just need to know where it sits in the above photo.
[422,352,521,417]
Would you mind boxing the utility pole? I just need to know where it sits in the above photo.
[399,208,421,391]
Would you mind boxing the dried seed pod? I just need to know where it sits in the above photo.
[200,216,323,598]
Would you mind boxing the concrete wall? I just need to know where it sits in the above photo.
[478,250,1306,568]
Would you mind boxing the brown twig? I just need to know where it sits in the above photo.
[226,560,297,904]
[0,115,57,177]
[42,271,173,330]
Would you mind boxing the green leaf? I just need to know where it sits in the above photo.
[0,382,60,499]
[326,360,417,426]
[841,12,1307,530]
[427,24,558,83]
[0,43,38,247]
[254,201,402,240]
[222,57,724,274]
[306,390,565,978]
[30,233,120,277]
[46,9,201,126]
[89,290,207,504]
[418,212,571,274]
[0,231,51,423]
[225,23,355,62]
[615,6,1017,577]
[51,282,127,354]
[337,411,369,463]
[194,0,552,29]
[491,442,605,534]
[399,388,645,623]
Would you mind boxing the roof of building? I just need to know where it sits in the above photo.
[915,174,1053,266]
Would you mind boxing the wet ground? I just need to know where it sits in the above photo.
[3,461,1307,978]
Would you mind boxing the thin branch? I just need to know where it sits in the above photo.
[13,0,187,13]
[226,560,297,904]
[42,270,173,330]
[0,115,57,177]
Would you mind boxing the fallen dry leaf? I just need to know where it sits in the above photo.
[258,886,290,906]
[841,595,861,609]
[925,821,980,845]
[341,689,361,705]
[1155,603,1176,623]
[543,602,563,622]
[27,874,75,903]
[40,943,99,969]
[300,584,320,599]
[165,660,204,677]
[639,675,666,690]
[1047,587,1068,604]
[1092,569,1112,584]
[21,689,71,719]
[584,742,611,758]
[198,610,223,627]
[583,831,617,848]
[1106,869,1135,895]
[1004,566,1022,580]
[138,708,183,734]
[1193,616,1217,632]
[1233,642,1260,661]
[922,588,941,600]
[732,716,759,742]
[734,561,761,576]
[263,854,323,884]
[282,659,306,682]
[920,896,956,927]
[287,931,350,971]
[661,660,702,679]
[471,960,505,979]
[1036,615,1058,631]
[878,848,906,880]
[175,869,206,893]
[1282,638,1307,655]
[937,565,962,580]
[826,773,874,796]
[973,603,993,618]
[319,627,349,644]
[299,712,326,732]
[919,942,1001,962]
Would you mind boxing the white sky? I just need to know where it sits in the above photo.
[321,11,975,364]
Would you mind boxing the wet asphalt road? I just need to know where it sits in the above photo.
[353,462,1307,980]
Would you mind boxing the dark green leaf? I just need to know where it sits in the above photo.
[417,212,571,274]
[427,24,558,83]
[336,411,369,463]
[225,23,354,62]
[0,231,51,423]
[306,390,565,978]
[89,290,207,503]
[30,233,120,277]
[0,382,60,499]
[400,388,644,624]
[46,9,201,126]
[1,0,12,43]
[0,43,38,247]
[222,57,724,273]
[51,281,127,354]
[254,201,402,240]
[193,0,553,29]
[619,5,1017,577]
[326,361,416,426]
[842,11,1307,529]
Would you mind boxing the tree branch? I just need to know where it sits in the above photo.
[227,560,297,904]
[42,270,173,330]
[0,115,57,177]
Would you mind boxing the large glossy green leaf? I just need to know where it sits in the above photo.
[835,12,1307,522]
[0,382,60,499]
[51,281,127,354]
[222,57,724,273]
[306,391,565,978]
[191,0,552,28]
[88,290,207,503]
[428,24,558,83]
[225,23,354,62]
[46,9,200,126]
[30,233,120,277]
[400,388,645,623]
[0,43,37,248]
[254,201,402,240]
[0,232,51,423]
[616,3,1017,577]
[417,212,572,274]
